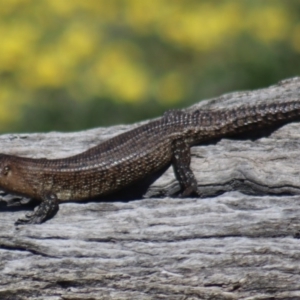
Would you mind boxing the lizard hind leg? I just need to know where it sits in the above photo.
[15,192,59,225]
[171,139,200,197]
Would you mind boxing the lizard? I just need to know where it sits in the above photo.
[0,100,299,225]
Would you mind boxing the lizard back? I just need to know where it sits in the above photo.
[0,99,299,203]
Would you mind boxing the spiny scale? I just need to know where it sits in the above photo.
[0,99,299,224]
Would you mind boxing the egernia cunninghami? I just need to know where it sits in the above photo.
[0,100,299,224]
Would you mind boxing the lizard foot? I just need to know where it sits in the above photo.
[15,193,59,225]
[178,186,201,198]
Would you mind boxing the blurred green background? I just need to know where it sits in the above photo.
[1,0,300,133]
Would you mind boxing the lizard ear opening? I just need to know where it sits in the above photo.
[3,166,10,176]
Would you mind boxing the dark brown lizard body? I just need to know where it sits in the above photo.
[1,100,300,224]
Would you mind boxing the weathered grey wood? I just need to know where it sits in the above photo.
[1,77,300,299]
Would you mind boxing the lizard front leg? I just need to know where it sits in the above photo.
[171,139,200,197]
[15,192,59,225]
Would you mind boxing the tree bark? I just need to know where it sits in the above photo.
[1,77,300,300]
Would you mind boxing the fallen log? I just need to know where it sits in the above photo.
[1,77,300,299]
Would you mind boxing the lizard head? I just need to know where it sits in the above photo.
[0,154,14,188]
[0,154,37,198]
[0,153,30,196]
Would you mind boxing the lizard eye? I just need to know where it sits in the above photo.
[3,166,10,176]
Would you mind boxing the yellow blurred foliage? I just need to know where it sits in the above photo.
[156,72,188,104]
[245,7,289,43]
[0,24,39,71]
[0,0,31,15]
[291,24,300,53]
[160,2,242,51]
[0,0,297,129]
[95,43,149,102]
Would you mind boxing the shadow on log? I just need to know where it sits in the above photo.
[1,77,300,299]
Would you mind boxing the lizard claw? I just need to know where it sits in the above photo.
[15,214,43,225]
[15,193,59,225]
[179,186,201,198]
[25,212,34,218]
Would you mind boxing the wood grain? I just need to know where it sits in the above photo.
[1,77,300,299]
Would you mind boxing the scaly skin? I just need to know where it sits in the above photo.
[0,100,299,224]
